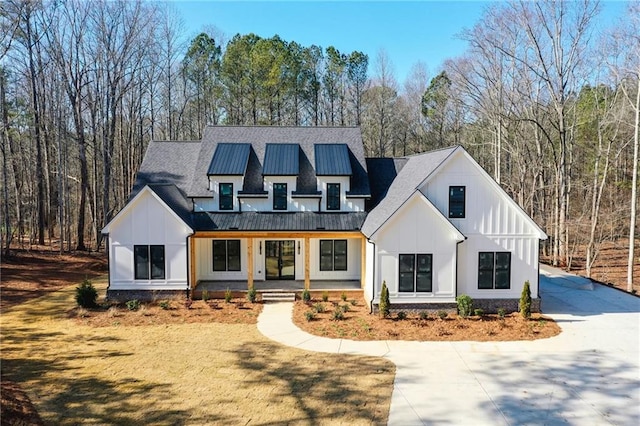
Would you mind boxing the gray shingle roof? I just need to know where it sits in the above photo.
[192,211,367,231]
[147,184,193,228]
[263,144,300,175]
[207,143,251,175]
[315,144,353,175]
[362,146,460,237]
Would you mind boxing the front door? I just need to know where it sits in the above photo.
[265,240,295,280]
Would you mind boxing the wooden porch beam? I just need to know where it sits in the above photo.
[247,238,253,289]
[189,237,196,298]
[304,237,310,290]
[360,236,366,289]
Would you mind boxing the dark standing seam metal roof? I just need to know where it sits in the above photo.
[315,144,353,175]
[207,143,251,175]
[192,212,367,231]
[262,143,300,175]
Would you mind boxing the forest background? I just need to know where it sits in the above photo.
[0,0,637,291]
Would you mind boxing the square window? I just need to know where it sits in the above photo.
[478,251,511,289]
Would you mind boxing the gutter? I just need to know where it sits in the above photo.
[369,238,376,314]
[454,236,466,299]
[103,234,111,299]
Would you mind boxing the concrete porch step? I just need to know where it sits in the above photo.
[261,292,296,302]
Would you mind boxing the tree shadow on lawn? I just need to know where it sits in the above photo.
[232,341,394,425]
[475,349,640,425]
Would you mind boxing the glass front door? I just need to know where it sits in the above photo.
[265,240,295,280]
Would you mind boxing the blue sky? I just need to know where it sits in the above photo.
[170,0,629,84]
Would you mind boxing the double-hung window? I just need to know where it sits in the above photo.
[319,240,347,271]
[327,183,340,210]
[134,245,165,280]
[399,254,433,292]
[213,240,241,271]
[219,183,233,210]
[478,252,511,289]
[449,186,465,218]
[273,183,287,210]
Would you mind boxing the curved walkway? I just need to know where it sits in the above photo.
[257,269,640,425]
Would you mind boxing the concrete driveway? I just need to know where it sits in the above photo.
[257,267,640,425]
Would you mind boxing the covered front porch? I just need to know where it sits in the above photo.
[193,280,363,300]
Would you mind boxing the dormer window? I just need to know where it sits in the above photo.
[327,183,340,210]
[273,183,287,210]
[219,183,233,210]
[449,186,465,218]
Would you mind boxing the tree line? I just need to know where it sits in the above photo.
[0,0,637,290]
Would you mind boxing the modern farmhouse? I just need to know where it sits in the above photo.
[102,126,547,312]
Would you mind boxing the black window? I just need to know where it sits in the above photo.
[327,183,340,210]
[213,240,241,271]
[449,186,465,218]
[319,240,347,271]
[219,183,233,210]
[478,252,511,289]
[273,183,287,210]
[134,245,165,280]
[399,254,432,292]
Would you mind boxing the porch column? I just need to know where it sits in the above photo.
[360,236,366,289]
[247,238,254,289]
[304,236,310,289]
[190,237,196,298]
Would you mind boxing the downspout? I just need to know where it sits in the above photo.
[104,234,111,299]
[186,232,194,299]
[454,237,466,299]
[369,238,376,314]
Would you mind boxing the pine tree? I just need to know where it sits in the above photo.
[519,281,532,319]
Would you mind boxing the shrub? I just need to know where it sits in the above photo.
[332,308,345,321]
[224,288,232,303]
[419,311,429,320]
[302,289,311,302]
[247,287,257,303]
[474,308,484,317]
[313,302,325,313]
[341,292,347,302]
[201,290,209,302]
[379,281,390,318]
[456,294,473,318]
[159,300,171,310]
[497,308,506,319]
[321,291,329,302]
[350,299,357,306]
[305,311,316,322]
[396,311,407,320]
[341,303,350,313]
[437,310,448,320]
[126,299,140,311]
[75,279,98,308]
[520,280,532,319]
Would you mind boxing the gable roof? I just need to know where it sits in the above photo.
[207,143,251,175]
[315,144,353,176]
[362,146,458,237]
[263,143,300,175]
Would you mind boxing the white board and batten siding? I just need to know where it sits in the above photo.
[105,187,192,290]
[420,150,545,299]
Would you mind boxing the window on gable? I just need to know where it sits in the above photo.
[327,183,340,210]
[219,183,233,210]
[213,240,241,271]
[478,252,511,289]
[449,186,465,218]
[399,254,432,292]
[319,240,347,271]
[134,245,165,280]
[273,183,287,210]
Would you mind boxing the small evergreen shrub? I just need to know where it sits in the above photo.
[75,279,98,308]
[201,290,209,302]
[396,311,407,320]
[332,308,345,321]
[350,299,357,306]
[305,311,316,321]
[159,300,171,310]
[456,294,473,318]
[247,287,257,303]
[302,289,311,302]
[437,310,448,320]
[379,281,390,318]
[313,302,325,313]
[341,303,350,312]
[474,308,484,317]
[341,292,347,302]
[419,311,429,320]
[225,288,232,303]
[520,280,532,319]
[497,308,506,319]
[126,299,140,311]
[321,291,329,302]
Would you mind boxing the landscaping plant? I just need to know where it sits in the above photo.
[520,280,532,318]
[379,281,390,318]
[247,287,257,303]
[225,288,232,303]
[202,290,209,302]
[302,288,311,302]
[341,292,347,302]
[456,294,473,318]
[322,291,329,302]
[396,311,407,320]
[75,279,98,308]
[126,299,140,311]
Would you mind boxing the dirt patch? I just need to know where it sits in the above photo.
[1,249,107,310]
[1,380,44,426]
[293,299,560,341]
[70,298,263,327]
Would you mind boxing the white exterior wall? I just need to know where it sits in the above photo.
[195,238,249,281]
[420,151,543,299]
[264,176,297,211]
[308,237,361,280]
[371,195,460,303]
[206,175,244,212]
[107,189,191,290]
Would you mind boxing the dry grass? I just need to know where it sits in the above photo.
[1,279,394,425]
